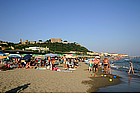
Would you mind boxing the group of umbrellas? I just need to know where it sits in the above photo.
[0,52,33,62]
[0,52,59,60]
[0,52,82,61]
[9,54,32,61]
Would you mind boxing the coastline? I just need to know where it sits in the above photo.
[82,69,121,93]
[0,62,121,93]
[97,69,140,93]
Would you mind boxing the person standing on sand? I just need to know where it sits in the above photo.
[103,58,111,74]
[63,55,67,69]
[51,58,55,70]
[93,57,100,73]
[128,61,134,74]
[88,59,93,72]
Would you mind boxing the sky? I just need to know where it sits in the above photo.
[0,0,140,56]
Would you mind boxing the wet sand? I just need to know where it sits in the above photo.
[82,70,121,92]
[0,62,121,93]
[97,69,140,93]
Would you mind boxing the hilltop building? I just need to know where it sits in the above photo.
[20,39,37,45]
[50,38,62,43]
[30,41,36,44]
[20,39,29,45]
[20,39,23,44]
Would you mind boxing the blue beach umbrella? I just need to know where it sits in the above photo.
[23,54,32,61]
[0,51,6,56]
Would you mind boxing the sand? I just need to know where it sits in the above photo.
[0,62,121,93]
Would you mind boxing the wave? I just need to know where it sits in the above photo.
[111,57,140,77]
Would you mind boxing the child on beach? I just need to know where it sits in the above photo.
[88,59,93,72]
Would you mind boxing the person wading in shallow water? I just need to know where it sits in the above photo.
[128,61,134,74]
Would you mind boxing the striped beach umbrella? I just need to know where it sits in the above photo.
[9,54,21,58]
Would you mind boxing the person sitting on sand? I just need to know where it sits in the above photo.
[18,62,22,68]
[103,58,111,74]
[128,61,134,74]
[25,62,31,69]
[21,59,26,67]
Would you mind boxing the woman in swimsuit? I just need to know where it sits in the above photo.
[103,58,110,74]
[128,61,134,74]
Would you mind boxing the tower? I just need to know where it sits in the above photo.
[20,39,23,44]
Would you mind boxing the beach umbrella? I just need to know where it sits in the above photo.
[23,54,32,61]
[0,55,7,59]
[57,54,64,57]
[65,54,76,58]
[45,53,58,57]
[35,55,45,59]
[0,51,6,56]
[9,54,21,58]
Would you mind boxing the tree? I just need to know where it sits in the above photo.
[39,40,42,43]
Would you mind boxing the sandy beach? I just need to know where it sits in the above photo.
[0,62,121,93]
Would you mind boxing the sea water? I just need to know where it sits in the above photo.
[97,69,140,92]
[97,57,140,92]
[110,57,140,77]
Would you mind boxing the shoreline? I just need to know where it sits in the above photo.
[82,70,121,93]
[97,69,140,93]
[0,62,121,93]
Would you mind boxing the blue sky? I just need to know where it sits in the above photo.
[0,0,140,56]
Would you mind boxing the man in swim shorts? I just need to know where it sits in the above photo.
[93,57,100,73]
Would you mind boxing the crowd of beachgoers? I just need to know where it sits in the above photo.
[0,52,123,93]
[0,54,83,71]
[0,52,112,75]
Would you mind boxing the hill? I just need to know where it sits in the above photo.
[1,41,89,54]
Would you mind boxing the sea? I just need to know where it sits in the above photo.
[97,56,140,93]
[110,56,140,77]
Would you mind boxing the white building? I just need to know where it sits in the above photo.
[25,46,49,51]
